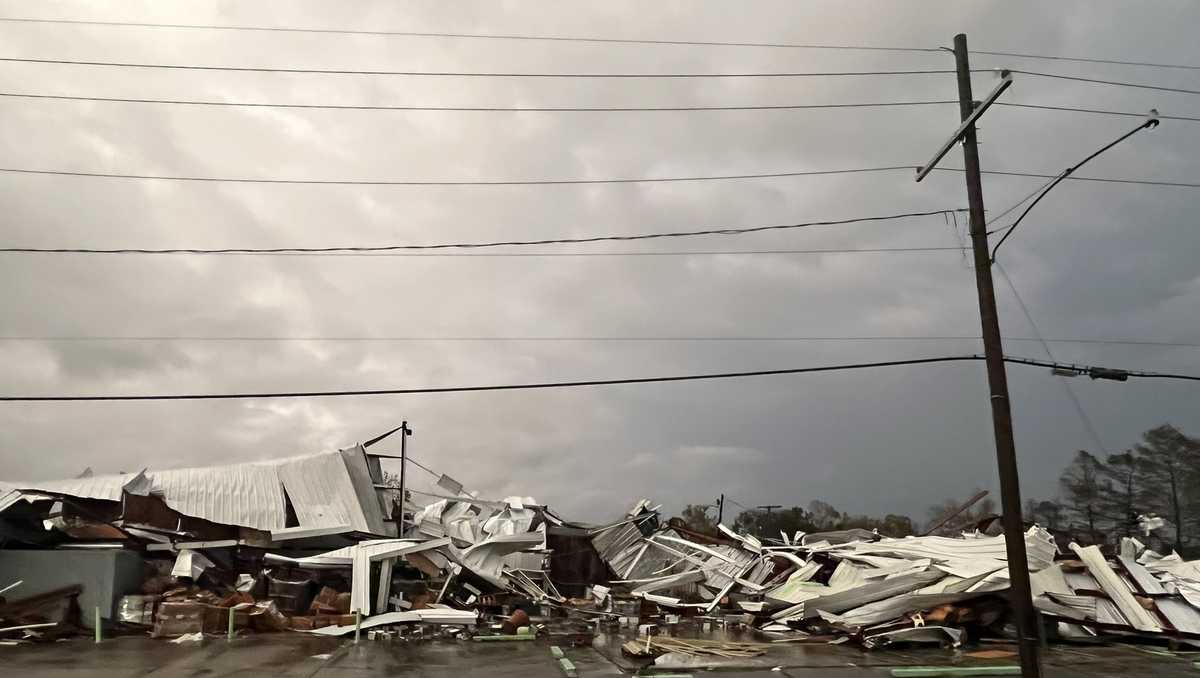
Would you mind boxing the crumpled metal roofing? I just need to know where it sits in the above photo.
[151,461,287,532]
[4,471,150,503]
[0,448,391,535]
[276,448,388,534]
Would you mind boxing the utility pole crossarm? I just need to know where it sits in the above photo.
[915,70,1013,183]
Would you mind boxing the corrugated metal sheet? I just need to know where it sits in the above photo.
[337,446,390,535]
[151,462,287,532]
[6,471,146,502]
[2,449,391,535]
[277,453,365,532]
[1158,598,1200,634]
[703,546,757,590]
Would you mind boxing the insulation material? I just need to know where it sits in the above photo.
[171,549,216,579]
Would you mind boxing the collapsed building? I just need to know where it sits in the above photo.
[3,441,1200,664]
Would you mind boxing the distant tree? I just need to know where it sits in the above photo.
[807,500,843,531]
[877,514,916,538]
[924,491,996,536]
[1058,450,1110,544]
[1099,450,1144,538]
[1025,499,1066,530]
[729,502,914,540]
[679,504,718,534]
[1135,424,1200,549]
[734,506,810,538]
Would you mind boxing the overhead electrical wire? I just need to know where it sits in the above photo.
[2,90,1198,125]
[989,116,1160,260]
[995,261,1109,455]
[1,354,1194,402]
[0,208,963,255]
[2,17,1197,71]
[0,355,987,401]
[2,165,1195,189]
[973,50,1200,71]
[997,102,1200,124]
[0,246,964,258]
[0,165,913,186]
[2,336,1198,349]
[0,17,944,52]
[0,91,960,113]
[1003,356,1200,383]
[1015,69,1200,96]
[0,57,962,78]
[934,168,1198,189]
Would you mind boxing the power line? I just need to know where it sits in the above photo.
[0,91,960,113]
[2,336,1198,349]
[995,262,1108,455]
[2,353,1194,401]
[0,355,985,402]
[4,164,1194,189]
[1015,69,1200,96]
[4,17,1197,72]
[934,168,1199,189]
[4,91,1197,124]
[0,57,961,78]
[1003,356,1200,383]
[997,102,1200,124]
[974,50,1200,71]
[0,165,913,186]
[984,176,1059,234]
[990,117,1159,260]
[0,209,962,255]
[0,17,943,52]
[0,246,963,258]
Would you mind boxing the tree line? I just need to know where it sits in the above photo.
[1026,423,1199,551]
[675,423,1197,550]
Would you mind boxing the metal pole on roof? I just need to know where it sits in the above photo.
[915,33,1041,677]
[397,421,413,534]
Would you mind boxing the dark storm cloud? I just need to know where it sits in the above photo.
[0,0,1197,523]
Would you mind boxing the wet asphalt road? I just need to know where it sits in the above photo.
[2,632,1197,677]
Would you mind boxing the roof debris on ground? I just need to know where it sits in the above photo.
[3,445,1200,668]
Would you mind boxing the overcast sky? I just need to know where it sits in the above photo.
[0,1,1197,525]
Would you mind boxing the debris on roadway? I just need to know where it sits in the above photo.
[2,442,1200,667]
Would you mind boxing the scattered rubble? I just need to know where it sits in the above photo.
[4,445,1200,664]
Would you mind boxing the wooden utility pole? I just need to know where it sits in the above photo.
[950,33,1042,677]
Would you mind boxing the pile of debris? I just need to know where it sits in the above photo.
[4,446,1200,655]
[581,501,1200,653]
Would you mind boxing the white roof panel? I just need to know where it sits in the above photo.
[150,461,287,532]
